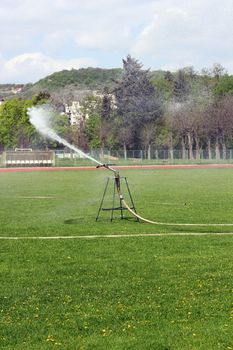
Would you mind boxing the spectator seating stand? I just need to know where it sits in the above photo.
[3,150,55,167]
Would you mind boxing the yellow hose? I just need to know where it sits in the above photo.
[122,199,233,227]
[107,171,233,227]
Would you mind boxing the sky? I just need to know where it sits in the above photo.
[0,0,233,84]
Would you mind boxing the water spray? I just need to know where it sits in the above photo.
[28,105,233,227]
[28,105,103,167]
[28,105,125,214]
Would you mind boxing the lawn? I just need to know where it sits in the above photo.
[0,168,233,349]
[2,168,233,236]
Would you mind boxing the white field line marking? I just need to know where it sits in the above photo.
[1,232,233,240]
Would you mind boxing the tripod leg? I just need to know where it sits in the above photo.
[120,197,124,219]
[111,179,116,222]
[96,177,110,221]
[125,177,139,221]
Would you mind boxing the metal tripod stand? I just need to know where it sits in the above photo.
[96,175,138,222]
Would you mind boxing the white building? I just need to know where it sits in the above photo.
[65,101,84,126]
[64,92,116,126]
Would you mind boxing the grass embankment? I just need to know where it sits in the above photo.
[0,168,233,349]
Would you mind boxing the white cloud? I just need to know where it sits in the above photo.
[0,53,96,83]
[0,0,233,82]
[41,31,73,54]
[131,0,233,72]
[74,25,131,51]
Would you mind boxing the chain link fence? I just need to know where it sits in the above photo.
[2,148,233,167]
[54,148,233,166]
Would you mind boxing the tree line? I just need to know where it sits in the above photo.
[1,56,233,159]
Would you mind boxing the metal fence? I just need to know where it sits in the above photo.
[55,148,233,163]
[2,149,233,167]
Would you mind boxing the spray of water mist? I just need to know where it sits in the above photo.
[28,105,103,166]
[28,105,233,227]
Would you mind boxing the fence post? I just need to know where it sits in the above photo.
[2,152,6,167]
[52,151,56,166]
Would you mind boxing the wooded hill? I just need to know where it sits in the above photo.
[0,67,165,101]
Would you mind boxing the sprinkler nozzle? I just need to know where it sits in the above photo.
[96,163,119,176]
[96,163,108,169]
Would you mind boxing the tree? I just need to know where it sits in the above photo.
[173,69,191,102]
[114,55,162,150]
[140,122,157,160]
[158,110,179,160]
[0,92,57,150]
[214,75,233,97]
[0,98,35,149]
[114,124,133,159]
[101,87,112,121]
[82,95,102,149]
[100,89,116,151]
[207,95,233,159]
[211,63,227,80]
[83,94,115,155]
[85,112,101,149]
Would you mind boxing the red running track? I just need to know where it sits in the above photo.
[1,164,233,173]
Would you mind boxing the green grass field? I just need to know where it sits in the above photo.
[0,168,233,349]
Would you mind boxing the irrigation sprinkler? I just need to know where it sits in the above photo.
[95,176,138,222]
[95,164,138,222]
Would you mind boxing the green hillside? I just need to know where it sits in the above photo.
[31,67,164,92]
[0,67,166,101]
[22,67,123,97]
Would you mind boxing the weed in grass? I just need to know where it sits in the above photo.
[0,238,233,349]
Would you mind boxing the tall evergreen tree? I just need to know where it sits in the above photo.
[173,69,190,102]
[114,55,162,149]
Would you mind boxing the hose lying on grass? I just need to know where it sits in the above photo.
[99,164,233,227]
[122,198,233,226]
